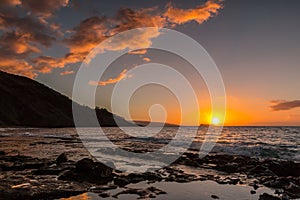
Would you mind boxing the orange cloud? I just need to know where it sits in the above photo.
[31,52,86,74]
[0,0,21,7]
[0,13,60,77]
[0,31,41,55]
[0,1,224,78]
[65,2,223,65]
[60,70,74,76]
[64,16,108,54]
[143,57,151,62]
[31,56,65,73]
[164,0,223,25]
[0,58,36,78]
[65,8,164,63]
[0,16,56,51]
[88,69,128,86]
[128,49,148,55]
[111,8,165,34]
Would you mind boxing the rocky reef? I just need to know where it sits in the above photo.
[0,150,299,199]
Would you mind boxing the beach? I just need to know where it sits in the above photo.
[0,127,299,199]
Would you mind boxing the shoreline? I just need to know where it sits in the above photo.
[0,132,299,200]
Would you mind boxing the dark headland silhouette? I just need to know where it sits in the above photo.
[0,70,133,127]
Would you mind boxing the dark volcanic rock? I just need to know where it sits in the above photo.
[0,187,85,200]
[250,190,256,194]
[99,192,110,198]
[0,155,47,171]
[56,153,68,165]
[75,158,112,177]
[267,160,300,177]
[211,194,219,199]
[259,193,281,200]
[114,177,130,187]
[58,158,113,184]
[33,167,64,175]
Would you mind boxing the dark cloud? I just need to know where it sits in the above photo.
[270,100,300,111]
[0,15,57,46]
[20,0,69,18]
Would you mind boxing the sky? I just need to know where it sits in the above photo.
[1,0,300,126]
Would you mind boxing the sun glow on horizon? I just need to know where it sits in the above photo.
[211,117,221,125]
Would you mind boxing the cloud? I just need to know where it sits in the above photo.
[63,8,164,64]
[95,27,161,53]
[111,7,165,34]
[0,1,224,78]
[143,57,151,62]
[20,0,69,18]
[88,69,128,86]
[64,16,108,54]
[64,2,223,65]
[64,8,164,59]
[164,0,223,25]
[31,52,86,73]
[0,15,57,49]
[0,14,59,77]
[0,0,21,7]
[31,56,65,73]
[0,56,36,78]
[60,70,74,76]
[128,49,148,55]
[270,100,300,111]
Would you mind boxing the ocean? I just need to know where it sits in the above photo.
[1,126,299,172]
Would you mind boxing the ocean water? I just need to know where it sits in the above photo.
[1,126,299,171]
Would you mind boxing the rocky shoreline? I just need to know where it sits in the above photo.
[1,149,299,200]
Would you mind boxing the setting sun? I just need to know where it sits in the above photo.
[211,117,220,125]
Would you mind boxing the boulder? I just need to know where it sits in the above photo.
[58,158,113,184]
[56,153,68,165]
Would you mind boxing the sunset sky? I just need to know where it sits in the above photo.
[1,0,300,126]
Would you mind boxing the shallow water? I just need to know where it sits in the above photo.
[60,180,275,200]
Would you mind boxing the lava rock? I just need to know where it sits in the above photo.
[99,192,110,198]
[114,177,130,187]
[75,158,112,178]
[267,161,300,177]
[56,153,68,165]
[259,193,281,200]
[250,190,256,194]
[211,194,219,199]
[58,158,113,184]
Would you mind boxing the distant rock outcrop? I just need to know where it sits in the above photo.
[0,70,132,127]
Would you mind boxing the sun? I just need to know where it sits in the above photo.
[211,117,220,125]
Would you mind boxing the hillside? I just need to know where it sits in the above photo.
[0,71,132,127]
